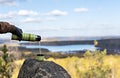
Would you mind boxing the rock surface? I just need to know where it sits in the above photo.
[18,58,71,78]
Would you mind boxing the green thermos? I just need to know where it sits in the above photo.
[12,33,41,41]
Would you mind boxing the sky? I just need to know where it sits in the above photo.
[0,0,120,38]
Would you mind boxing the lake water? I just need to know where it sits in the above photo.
[24,44,96,52]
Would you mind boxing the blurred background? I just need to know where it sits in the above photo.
[0,0,120,78]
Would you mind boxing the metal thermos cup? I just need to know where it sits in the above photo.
[12,33,41,41]
[37,54,44,61]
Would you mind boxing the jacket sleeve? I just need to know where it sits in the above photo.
[0,22,12,33]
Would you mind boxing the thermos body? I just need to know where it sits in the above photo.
[12,33,41,41]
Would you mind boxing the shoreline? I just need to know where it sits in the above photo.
[0,37,120,54]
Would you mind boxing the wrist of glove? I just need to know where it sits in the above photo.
[10,25,23,41]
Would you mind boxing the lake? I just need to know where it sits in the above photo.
[22,44,96,52]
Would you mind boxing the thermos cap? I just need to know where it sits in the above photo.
[36,35,41,41]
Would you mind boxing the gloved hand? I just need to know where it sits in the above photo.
[0,22,23,40]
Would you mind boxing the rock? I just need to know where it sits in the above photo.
[18,58,71,78]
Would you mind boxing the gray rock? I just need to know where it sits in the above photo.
[18,58,71,78]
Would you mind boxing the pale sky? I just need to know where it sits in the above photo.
[0,0,120,38]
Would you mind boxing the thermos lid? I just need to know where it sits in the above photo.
[36,35,41,41]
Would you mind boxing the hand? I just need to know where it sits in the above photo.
[0,22,23,40]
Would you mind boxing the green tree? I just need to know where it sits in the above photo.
[0,45,14,78]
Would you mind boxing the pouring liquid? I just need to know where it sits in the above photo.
[37,40,45,61]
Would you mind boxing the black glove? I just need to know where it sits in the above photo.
[10,25,23,41]
[0,22,23,41]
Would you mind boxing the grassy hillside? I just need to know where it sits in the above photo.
[12,50,120,78]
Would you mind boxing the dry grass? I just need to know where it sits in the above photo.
[11,54,120,78]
